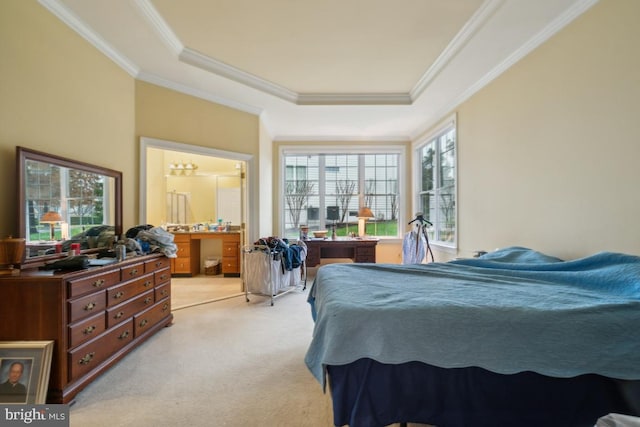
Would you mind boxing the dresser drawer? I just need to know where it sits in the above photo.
[134,300,171,337]
[68,291,107,323]
[68,319,134,381]
[155,282,171,301]
[107,274,154,307]
[68,269,120,298]
[121,262,145,281]
[145,257,170,273]
[68,312,106,349]
[106,289,155,328]
[154,267,171,285]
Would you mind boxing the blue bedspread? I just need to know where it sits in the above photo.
[304,247,640,387]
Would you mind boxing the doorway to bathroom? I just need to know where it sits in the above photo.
[139,137,252,307]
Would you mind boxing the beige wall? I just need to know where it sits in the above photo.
[0,0,136,238]
[438,0,640,260]
[135,81,260,240]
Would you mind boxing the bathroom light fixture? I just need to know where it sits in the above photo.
[169,161,197,175]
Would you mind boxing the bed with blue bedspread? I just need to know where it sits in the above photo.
[305,247,640,427]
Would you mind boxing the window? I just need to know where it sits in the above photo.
[281,148,403,240]
[416,119,457,247]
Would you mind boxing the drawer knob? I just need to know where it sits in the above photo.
[155,261,163,267]
[79,352,95,365]
[159,274,168,281]
[143,280,153,288]
[129,268,139,276]
[160,289,168,296]
[144,297,153,304]
[93,279,105,287]
[114,311,124,319]
[114,291,125,299]
[83,325,96,335]
[118,330,130,340]
[84,302,96,311]
[139,319,149,328]
[162,302,169,312]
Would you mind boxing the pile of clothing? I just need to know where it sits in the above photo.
[254,236,306,272]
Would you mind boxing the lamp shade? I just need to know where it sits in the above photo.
[40,211,62,223]
[357,207,374,219]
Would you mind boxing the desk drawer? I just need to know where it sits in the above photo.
[355,246,376,262]
[175,242,190,258]
[172,257,192,274]
[221,257,239,273]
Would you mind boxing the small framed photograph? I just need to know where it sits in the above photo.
[0,341,54,404]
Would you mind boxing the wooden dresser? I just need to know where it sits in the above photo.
[171,232,241,277]
[0,253,173,404]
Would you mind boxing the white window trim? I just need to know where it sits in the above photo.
[279,145,406,239]
[413,113,458,250]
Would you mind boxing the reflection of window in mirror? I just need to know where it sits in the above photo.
[18,147,122,260]
[25,159,114,242]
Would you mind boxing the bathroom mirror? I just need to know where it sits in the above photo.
[16,146,122,260]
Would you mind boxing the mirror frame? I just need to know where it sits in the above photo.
[16,146,123,263]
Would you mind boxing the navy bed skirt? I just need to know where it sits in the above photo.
[327,358,640,427]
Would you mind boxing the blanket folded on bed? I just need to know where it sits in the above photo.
[305,247,640,386]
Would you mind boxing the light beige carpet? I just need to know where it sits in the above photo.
[69,287,333,426]
[171,274,244,310]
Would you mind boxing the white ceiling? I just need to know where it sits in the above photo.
[41,0,597,141]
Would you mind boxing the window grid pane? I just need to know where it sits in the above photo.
[416,123,456,247]
[283,152,400,239]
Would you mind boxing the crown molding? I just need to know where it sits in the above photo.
[410,0,599,141]
[179,47,299,104]
[273,134,411,143]
[132,0,183,55]
[296,93,412,106]
[38,0,139,77]
[410,0,505,101]
[137,72,263,116]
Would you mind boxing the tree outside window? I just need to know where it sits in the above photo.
[282,151,401,239]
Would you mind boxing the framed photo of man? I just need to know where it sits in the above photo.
[0,341,54,404]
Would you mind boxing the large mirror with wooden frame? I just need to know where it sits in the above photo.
[16,146,122,262]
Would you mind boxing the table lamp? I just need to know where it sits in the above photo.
[41,211,63,240]
[0,236,25,276]
[357,207,374,237]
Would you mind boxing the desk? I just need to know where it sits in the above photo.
[305,238,378,267]
[171,232,241,277]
